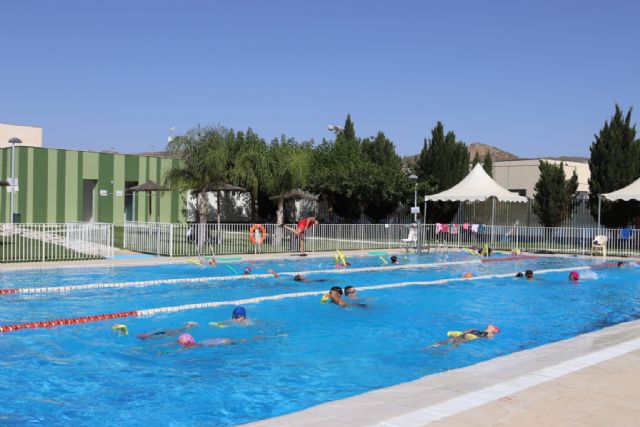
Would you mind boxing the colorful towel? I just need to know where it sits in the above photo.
[436,223,450,234]
[450,224,458,234]
[620,228,633,239]
[462,223,469,231]
[471,224,479,233]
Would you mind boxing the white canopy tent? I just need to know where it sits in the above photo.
[598,176,640,228]
[423,164,528,241]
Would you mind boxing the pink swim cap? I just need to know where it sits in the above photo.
[178,333,196,346]
[569,271,579,281]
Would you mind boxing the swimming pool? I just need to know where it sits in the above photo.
[1,252,638,425]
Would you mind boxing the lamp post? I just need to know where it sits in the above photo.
[8,137,22,224]
[409,174,418,222]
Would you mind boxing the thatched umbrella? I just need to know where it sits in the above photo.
[128,181,168,222]
[270,189,319,202]
[207,182,246,243]
[270,189,318,225]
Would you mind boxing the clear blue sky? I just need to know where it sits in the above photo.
[2,0,639,158]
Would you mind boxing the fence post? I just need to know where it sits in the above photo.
[169,224,174,257]
[42,224,46,262]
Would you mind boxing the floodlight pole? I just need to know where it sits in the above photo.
[8,137,23,224]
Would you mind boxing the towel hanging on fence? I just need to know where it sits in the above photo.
[471,224,479,233]
[450,224,459,234]
[436,223,450,234]
[620,228,633,239]
[462,223,469,231]
[478,224,486,233]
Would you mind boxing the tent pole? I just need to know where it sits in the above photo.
[423,198,427,224]
[491,197,496,245]
[597,196,601,232]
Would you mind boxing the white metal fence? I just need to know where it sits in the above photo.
[123,221,640,258]
[0,222,114,263]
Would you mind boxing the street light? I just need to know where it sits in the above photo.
[409,174,418,222]
[327,124,344,135]
[8,137,22,224]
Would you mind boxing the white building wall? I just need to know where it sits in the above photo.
[0,123,43,148]
[492,159,590,197]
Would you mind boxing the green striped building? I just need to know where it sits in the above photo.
[0,146,185,226]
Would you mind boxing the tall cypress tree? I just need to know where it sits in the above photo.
[483,152,493,177]
[533,161,578,227]
[416,121,469,222]
[472,152,481,168]
[588,105,640,227]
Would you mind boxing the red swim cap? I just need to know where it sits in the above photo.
[569,271,579,281]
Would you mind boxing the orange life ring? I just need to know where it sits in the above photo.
[249,224,267,245]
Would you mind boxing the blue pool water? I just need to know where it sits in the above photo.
[1,253,639,426]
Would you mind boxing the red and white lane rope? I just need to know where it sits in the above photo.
[0,256,539,296]
[0,262,613,333]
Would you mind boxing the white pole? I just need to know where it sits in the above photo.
[10,142,16,224]
[491,197,496,244]
[413,182,418,223]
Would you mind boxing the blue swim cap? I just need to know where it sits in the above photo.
[232,306,247,319]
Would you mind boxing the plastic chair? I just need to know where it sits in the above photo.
[401,224,418,251]
[591,235,607,257]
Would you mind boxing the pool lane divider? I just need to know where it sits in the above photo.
[0,256,539,296]
[0,261,618,333]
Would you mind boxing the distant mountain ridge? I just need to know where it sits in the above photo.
[403,142,519,167]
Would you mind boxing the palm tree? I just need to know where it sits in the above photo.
[229,129,267,222]
[163,126,231,246]
[262,136,313,225]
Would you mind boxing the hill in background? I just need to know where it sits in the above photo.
[403,142,519,168]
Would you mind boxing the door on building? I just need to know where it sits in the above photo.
[83,179,97,222]
[124,181,138,222]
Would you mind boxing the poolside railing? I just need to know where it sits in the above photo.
[123,221,640,258]
[0,222,114,263]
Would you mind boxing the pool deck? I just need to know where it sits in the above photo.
[2,250,638,426]
[245,318,640,427]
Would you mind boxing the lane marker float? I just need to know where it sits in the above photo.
[0,262,615,333]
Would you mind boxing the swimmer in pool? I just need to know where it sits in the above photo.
[344,286,370,307]
[231,306,251,325]
[321,286,348,307]
[569,271,580,281]
[268,269,280,278]
[169,332,288,351]
[426,324,500,348]
[390,255,399,265]
[618,261,624,268]
[137,321,198,340]
[294,274,328,283]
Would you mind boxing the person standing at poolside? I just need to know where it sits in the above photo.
[281,216,318,256]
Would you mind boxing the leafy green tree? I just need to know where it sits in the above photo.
[311,114,366,221]
[483,152,493,177]
[533,161,578,227]
[472,152,481,168]
[588,105,640,227]
[361,132,408,222]
[262,135,313,224]
[416,121,469,222]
